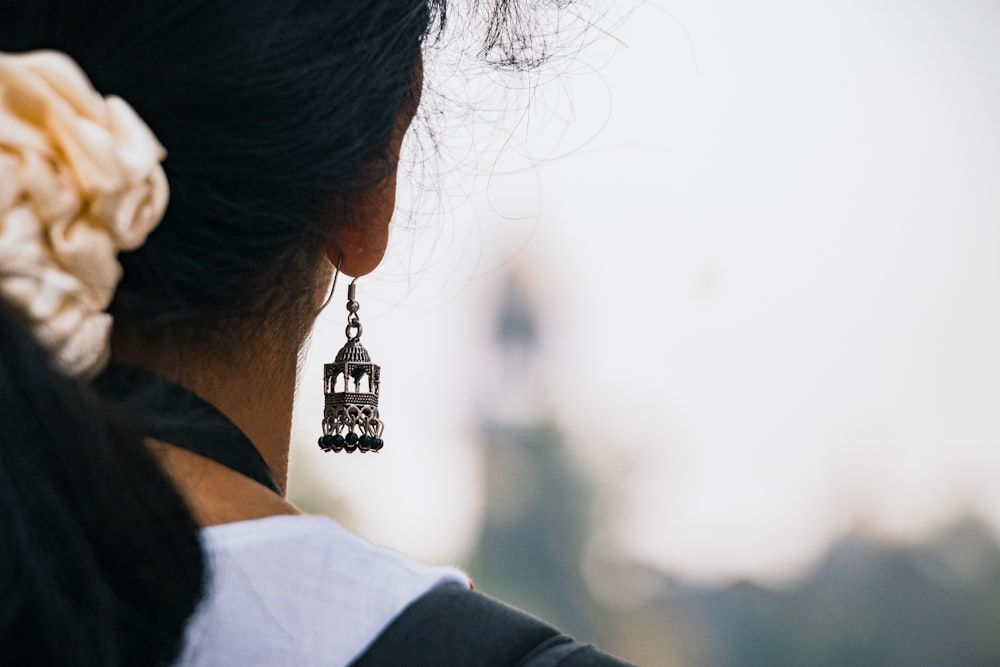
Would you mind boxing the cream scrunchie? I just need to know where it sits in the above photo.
[0,51,168,377]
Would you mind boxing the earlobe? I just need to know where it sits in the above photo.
[324,165,397,278]
[325,210,392,279]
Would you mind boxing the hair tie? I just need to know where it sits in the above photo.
[0,50,168,377]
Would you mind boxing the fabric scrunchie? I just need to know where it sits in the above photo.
[0,51,167,377]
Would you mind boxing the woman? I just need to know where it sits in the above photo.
[0,1,633,665]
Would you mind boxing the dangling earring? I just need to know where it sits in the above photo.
[318,269,384,453]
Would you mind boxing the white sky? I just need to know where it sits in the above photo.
[290,0,1000,587]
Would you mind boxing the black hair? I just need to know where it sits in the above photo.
[0,296,204,665]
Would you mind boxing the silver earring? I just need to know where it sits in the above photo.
[318,274,384,453]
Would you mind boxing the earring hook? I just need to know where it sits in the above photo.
[318,255,344,313]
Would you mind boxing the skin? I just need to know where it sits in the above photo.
[125,95,418,528]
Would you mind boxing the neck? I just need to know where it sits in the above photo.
[111,324,304,493]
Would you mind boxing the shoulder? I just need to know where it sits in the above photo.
[177,515,469,667]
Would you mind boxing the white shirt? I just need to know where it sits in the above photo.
[177,515,470,666]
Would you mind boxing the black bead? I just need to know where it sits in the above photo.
[359,435,372,451]
[370,438,384,451]
[332,434,346,451]
[319,434,336,451]
[345,432,359,445]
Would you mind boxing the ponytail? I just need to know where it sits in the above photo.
[0,298,204,665]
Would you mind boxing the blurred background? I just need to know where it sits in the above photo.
[289,1,1000,664]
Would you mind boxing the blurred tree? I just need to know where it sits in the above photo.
[649,516,1000,666]
[468,420,602,640]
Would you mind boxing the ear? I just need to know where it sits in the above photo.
[326,61,422,277]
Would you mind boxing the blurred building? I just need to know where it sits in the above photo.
[467,273,598,638]
[465,272,691,665]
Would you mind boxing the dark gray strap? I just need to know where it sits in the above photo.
[518,636,634,667]
[350,584,635,667]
